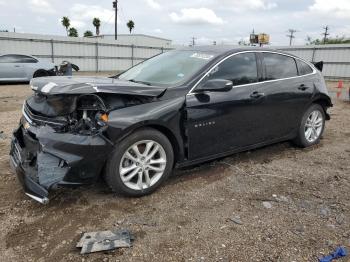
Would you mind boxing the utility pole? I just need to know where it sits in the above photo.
[113,1,118,40]
[322,25,329,44]
[286,29,297,46]
[191,37,196,46]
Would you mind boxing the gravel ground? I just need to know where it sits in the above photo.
[0,79,349,262]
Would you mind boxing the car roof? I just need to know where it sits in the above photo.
[0,54,38,59]
[177,45,293,57]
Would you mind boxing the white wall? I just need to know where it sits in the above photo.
[277,45,350,79]
[0,32,171,72]
[93,34,172,48]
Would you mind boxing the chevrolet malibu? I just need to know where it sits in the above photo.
[10,47,332,204]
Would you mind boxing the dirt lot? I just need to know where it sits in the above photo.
[0,80,349,262]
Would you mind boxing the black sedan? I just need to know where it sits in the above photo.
[10,47,332,203]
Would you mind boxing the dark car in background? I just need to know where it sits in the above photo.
[9,47,332,204]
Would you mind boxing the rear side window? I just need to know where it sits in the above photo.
[0,55,17,63]
[296,60,313,75]
[263,53,298,80]
[207,53,258,86]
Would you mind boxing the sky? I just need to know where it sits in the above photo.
[1,0,350,46]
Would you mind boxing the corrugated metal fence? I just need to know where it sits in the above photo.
[277,45,350,79]
[1,32,350,79]
[0,32,171,72]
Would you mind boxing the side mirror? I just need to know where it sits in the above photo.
[196,79,233,92]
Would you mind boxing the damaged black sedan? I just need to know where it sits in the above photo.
[10,47,332,204]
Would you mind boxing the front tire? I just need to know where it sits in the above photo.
[293,104,325,148]
[105,128,174,197]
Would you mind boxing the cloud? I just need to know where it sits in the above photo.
[70,20,86,29]
[309,0,350,19]
[153,28,163,33]
[146,0,161,10]
[216,0,277,11]
[28,0,55,14]
[69,4,116,26]
[35,16,46,23]
[170,8,224,25]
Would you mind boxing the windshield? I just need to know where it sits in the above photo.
[118,50,215,86]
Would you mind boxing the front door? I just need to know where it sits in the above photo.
[186,52,269,160]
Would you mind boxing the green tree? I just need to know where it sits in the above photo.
[68,27,78,37]
[61,16,70,36]
[84,30,93,37]
[126,20,135,34]
[306,35,350,45]
[93,18,101,36]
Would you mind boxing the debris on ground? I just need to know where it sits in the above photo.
[320,206,331,218]
[335,214,345,225]
[76,229,133,254]
[0,131,6,140]
[229,216,243,225]
[262,201,272,209]
[318,246,348,262]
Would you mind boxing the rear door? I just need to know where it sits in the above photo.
[258,52,314,138]
[0,55,26,80]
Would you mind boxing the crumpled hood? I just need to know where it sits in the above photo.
[30,76,167,97]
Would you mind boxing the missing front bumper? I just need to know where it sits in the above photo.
[9,123,113,204]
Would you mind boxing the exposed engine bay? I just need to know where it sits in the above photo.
[25,92,154,135]
[9,76,183,204]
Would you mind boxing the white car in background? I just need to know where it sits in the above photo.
[0,54,56,82]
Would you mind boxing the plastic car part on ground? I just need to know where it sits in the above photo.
[319,246,348,262]
[76,229,134,254]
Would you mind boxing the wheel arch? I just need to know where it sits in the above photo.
[112,122,184,166]
[146,124,181,165]
[311,94,332,120]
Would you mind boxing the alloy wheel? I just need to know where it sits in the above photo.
[119,140,167,191]
[304,110,323,143]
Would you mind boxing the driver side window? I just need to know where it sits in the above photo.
[207,53,258,86]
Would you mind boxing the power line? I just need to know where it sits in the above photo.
[286,29,297,46]
[322,25,330,44]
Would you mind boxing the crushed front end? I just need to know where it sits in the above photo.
[10,102,114,204]
[9,77,165,204]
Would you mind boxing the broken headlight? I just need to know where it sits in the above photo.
[72,94,109,135]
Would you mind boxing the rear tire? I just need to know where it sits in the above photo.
[105,128,174,197]
[293,104,325,148]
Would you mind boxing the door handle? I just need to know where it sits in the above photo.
[298,84,309,91]
[250,91,265,99]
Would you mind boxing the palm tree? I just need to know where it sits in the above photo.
[68,27,78,37]
[61,16,70,36]
[93,18,101,36]
[84,30,93,37]
[127,20,135,34]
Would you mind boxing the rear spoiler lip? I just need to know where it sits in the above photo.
[312,61,324,72]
